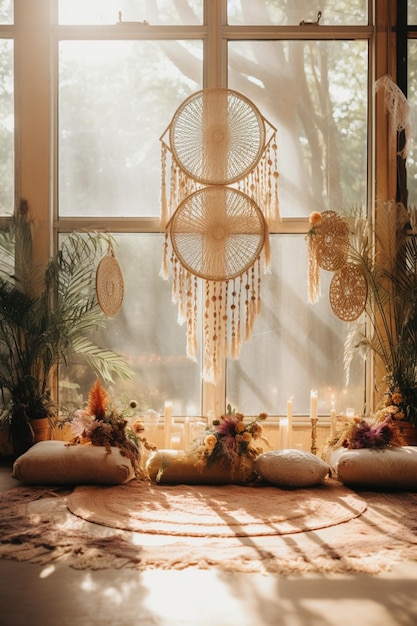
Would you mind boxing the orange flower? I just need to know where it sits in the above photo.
[309,211,322,226]
[204,434,217,450]
[391,392,403,405]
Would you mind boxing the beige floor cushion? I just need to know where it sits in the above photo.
[254,449,329,487]
[147,449,257,484]
[12,440,135,485]
[327,446,417,490]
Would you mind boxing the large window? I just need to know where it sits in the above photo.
[408,1,417,204]
[55,0,371,418]
[0,0,13,216]
[8,1,377,420]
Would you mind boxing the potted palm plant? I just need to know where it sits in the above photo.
[346,202,417,436]
[0,201,132,456]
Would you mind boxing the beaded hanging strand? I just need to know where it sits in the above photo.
[203,279,212,381]
[231,279,237,358]
[244,269,252,340]
[256,256,262,315]
[160,142,168,227]
[185,270,198,361]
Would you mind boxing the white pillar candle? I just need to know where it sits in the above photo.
[183,417,190,450]
[330,407,337,438]
[279,417,289,449]
[310,390,318,420]
[164,401,172,449]
[287,398,293,448]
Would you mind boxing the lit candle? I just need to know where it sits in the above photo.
[310,390,318,420]
[184,417,190,450]
[287,398,293,448]
[330,407,337,438]
[279,417,289,449]
[164,401,172,449]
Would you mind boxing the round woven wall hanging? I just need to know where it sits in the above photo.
[315,210,350,271]
[168,88,266,186]
[329,262,367,322]
[170,186,267,281]
[96,250,124,317]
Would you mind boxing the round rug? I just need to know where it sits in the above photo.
[67,479,367,537]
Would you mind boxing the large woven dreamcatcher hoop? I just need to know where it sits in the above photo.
[160,88,280,228]
[169,88,266,186]
[170,186,266,281]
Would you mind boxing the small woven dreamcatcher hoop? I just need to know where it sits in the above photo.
[170,186,267,281]
[96,249,124,317]
[329,262,367,322]
[315,210,350,271]
[168,88,266,186]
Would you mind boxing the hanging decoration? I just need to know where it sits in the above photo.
[306,211,367,321]
[306,210,350,304]
[374,74,412,159]
[96,247,124,317]
[329,262,368,322]
[159,88,279,383]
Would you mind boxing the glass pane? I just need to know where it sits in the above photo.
[59,233,202,418]
[0,39,13,216]
[408,41,417,205]
[59,0,203,25]
[226,235,365,417]
[409,1,417,24]
[0,0,13,24]
[228,0,368,26]
[229,40,368,217]
[59,40,202,218]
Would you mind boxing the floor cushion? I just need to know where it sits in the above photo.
[12,440,135,485]
[327,446,417,490]
[147,449,257,484]
[254,449,329,487]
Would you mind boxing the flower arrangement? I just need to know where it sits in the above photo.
[326,392,406,451]
[192,407,269,476]
[67,379,156,476]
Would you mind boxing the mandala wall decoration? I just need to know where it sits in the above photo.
[96,247,124,317]
[159,88,279,383]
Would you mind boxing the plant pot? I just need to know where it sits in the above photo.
[10,416,34,458]
[398,421,417,446]
[31,417,51,443]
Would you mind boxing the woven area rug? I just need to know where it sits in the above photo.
[1,479,417,575]
[67,479,366,537]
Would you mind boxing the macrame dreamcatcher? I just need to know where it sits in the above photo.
[96,247,124,317]
[160,88,279,383]
[329,262,368,322]
[307,210,350,304]
[306,211,367,322]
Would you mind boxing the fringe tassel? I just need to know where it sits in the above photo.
[307,235,321,304]
[159,231,169,279]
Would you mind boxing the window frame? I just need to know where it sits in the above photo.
[11,0,392,419]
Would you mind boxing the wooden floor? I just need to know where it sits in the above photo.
[1,461,417,626]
